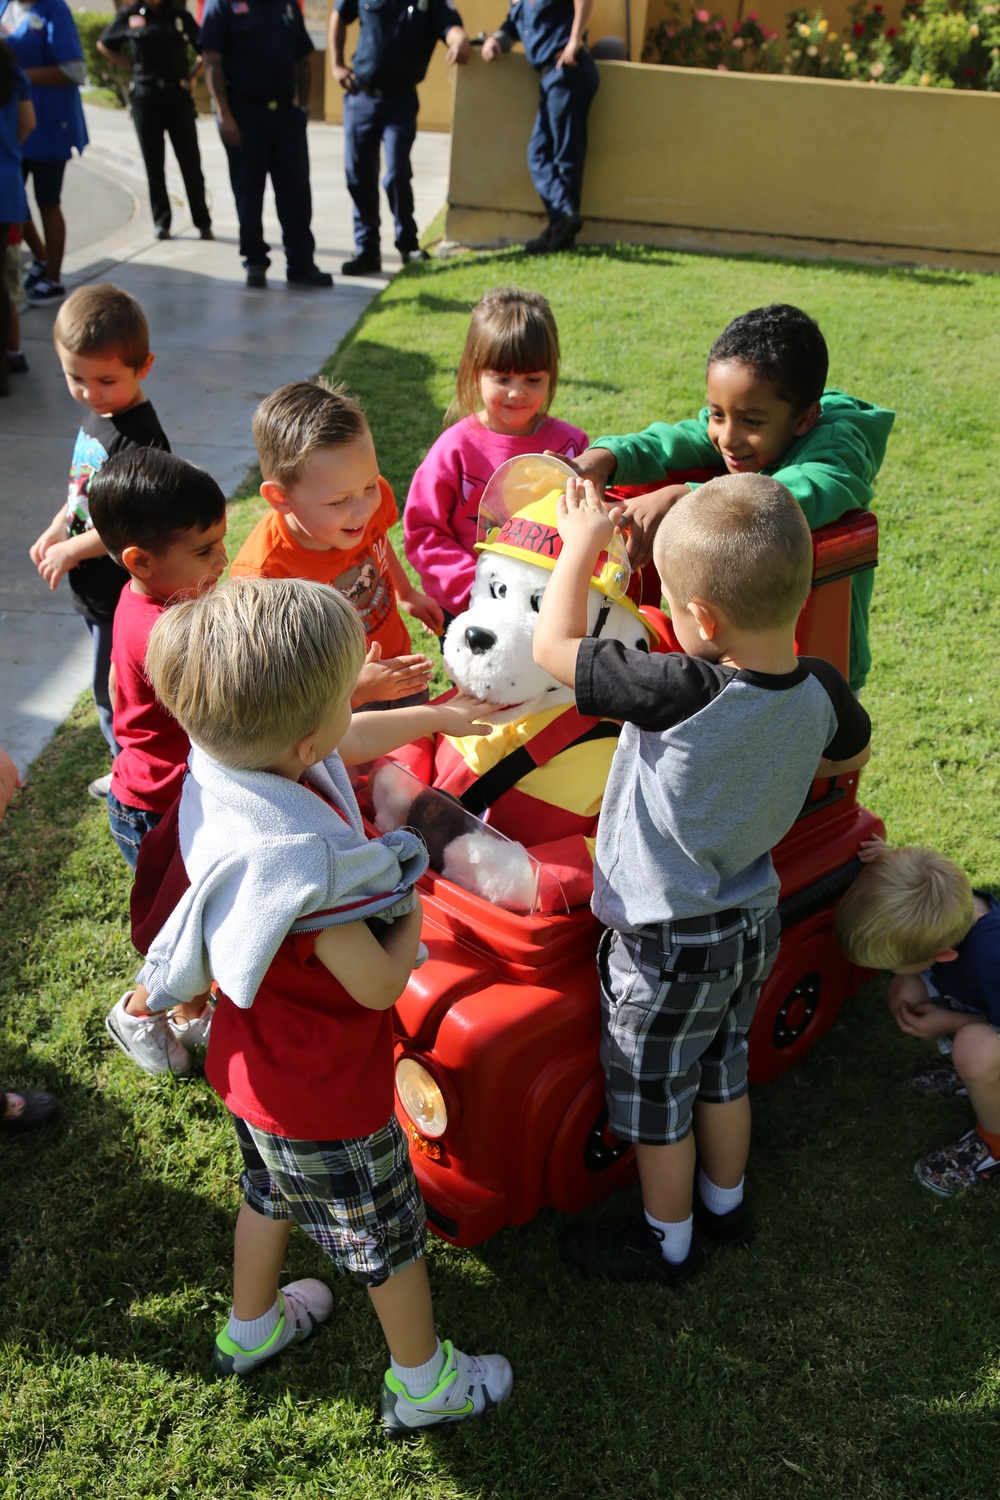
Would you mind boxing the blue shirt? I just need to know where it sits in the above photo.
[500,0,577,71]
[0,55,30,221]
[335,0,463,93]
[931,893,1000,1027]
[199,0,312,107]
[4,0,88,161]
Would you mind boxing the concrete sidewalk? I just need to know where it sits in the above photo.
[0,102,451,777]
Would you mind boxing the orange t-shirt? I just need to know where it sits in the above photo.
[230,476,411,660]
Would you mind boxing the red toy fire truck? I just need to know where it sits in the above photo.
[355,481,883,1249]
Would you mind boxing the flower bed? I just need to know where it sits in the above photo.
[645,0,1000,89]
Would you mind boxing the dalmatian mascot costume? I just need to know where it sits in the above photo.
[370,456,662,915]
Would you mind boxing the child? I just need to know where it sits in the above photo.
[91,449,227,1078]
[231,379,441,709]
[128,575,513,1434]
[404,286,588,627]
[533,472,871,1282]
[571,303,895,693]
[28,283,169,793]
[835,839,1000,1198]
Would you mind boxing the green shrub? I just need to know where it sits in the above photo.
[74,9,128,106]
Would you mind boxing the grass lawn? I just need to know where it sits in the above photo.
[2,247,998,1500]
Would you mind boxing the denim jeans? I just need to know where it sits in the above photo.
[107,790,162,873]
[85,615,120,758]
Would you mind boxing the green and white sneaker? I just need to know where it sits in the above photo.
[213,1280,334,1375]
[380,1339,513,1439]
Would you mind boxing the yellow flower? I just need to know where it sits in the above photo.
[969,22,980,35]
[818,17,828,32]
[797,22,811,36]
[828,31,838,41]
[920,70,931,84]
[844,48,857,61]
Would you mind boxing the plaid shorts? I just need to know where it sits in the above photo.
[233,1112,427,1288]
[599,907,781,1145]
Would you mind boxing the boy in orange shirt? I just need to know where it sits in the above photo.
[232,380,443,708]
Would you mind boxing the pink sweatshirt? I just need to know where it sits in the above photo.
[403,412,589,618]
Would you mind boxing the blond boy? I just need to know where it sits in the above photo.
[28,284,167,794]
[232,380,443,708]
[836,840,1000,1197]
[124,576,512,1434]
[534,472,871,1282]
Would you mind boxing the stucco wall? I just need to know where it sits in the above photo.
[445,51,1000,267]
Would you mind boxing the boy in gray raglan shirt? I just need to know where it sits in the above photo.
[533,471,871,1283]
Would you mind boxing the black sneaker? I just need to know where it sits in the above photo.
[401,247,430,265]
[286,265,334,288]
[6,352,29,374]
[525,213,583,255]
[27,278,66,305]
[23,258,46,291]
[559,1218,705,1283]
[696,1194,755,1247]
[155,227,172,241]
[246,266,267,289]
[199,226,215,241]
[524,222,555,254]
[341,252,381,276]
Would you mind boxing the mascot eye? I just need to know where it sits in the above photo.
[529,593,543,613]
[634,636,650,653]
[489,579,507,600]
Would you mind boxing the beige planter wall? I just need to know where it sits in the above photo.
[445,51,1000,268]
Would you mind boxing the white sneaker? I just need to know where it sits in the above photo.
[168,1001,213,1053]
[105,992,191,1076]
[88,772,112,801]
[213,1280,334,1375]
[380,1339,513,1438]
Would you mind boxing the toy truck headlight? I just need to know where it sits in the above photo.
[396,1057,449,1138]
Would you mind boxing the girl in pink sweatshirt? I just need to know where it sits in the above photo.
[404,286,588,626]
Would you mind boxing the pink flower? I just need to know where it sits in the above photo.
[716,61,729,69]
[732,34,745,46]
[695,8,710,21]
[748,9,758,18]
[886,25,897,35]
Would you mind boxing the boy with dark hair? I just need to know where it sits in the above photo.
[232,379,442,707]
[835,838,1000,1197]
[571,303,895,692]
[534,472,871,1281]
[92,447,227,1076]
[28,284,169,795]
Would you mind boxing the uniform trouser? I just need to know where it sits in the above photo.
[342,88,419,256]
[222,99,315,273]
[130,86,211,234]
[527,52,599,223]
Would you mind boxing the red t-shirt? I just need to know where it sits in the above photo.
[230,476,412,661]
[110,585,190,814]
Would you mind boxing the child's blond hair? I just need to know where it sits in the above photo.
[53,284,150,370]
[834,846,975,969]
[654,473,813,632]
[145,577,366,771]
[253,379,368,488]
[446,286,560,425]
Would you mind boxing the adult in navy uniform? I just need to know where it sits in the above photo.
[98,0,213,242]
[200,0,332,288]
[482,0,597,254]
[329,0,469,276]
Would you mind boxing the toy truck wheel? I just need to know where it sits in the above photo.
[543,1072,636,1215]
[748,913,854,1085]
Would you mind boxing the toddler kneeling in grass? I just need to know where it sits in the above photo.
[130,575,513,1435]
[836,839,1000,1199]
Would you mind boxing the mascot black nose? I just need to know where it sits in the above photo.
[465,626,497,656]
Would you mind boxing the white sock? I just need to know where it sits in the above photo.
[644,1210,693,1265]
[227,1298,280,1352]
[392,1338,445,1398]
[698,1170,744,1217]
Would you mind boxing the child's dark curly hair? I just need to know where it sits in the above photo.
[708,304,829,413]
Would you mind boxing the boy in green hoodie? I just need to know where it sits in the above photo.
[571,304,894,693]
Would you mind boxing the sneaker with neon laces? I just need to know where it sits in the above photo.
[105,992,191,1076]
[380,1339,513,1439]
[914,1128,1000,1197]
[168,1001,214,1053]
[213,1280,334,1375]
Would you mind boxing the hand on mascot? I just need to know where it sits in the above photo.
[556,476,622,555]
[617,484,691,568]
[399,590,446,636]
[351,642,434,706]
[426,692,492,739]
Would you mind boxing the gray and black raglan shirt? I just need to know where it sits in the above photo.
[576,639,871,933]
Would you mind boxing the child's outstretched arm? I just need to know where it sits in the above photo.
[386,541,445,635]
[533,477,618,689]
[314,898,424,1010]
[339,693,491,765]
[350,642,434,706]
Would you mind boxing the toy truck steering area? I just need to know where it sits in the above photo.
[353,504,883,1249]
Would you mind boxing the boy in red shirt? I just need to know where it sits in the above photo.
[130,575,512,1435]
[89,447,228,1076]
[231,379,443,708]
